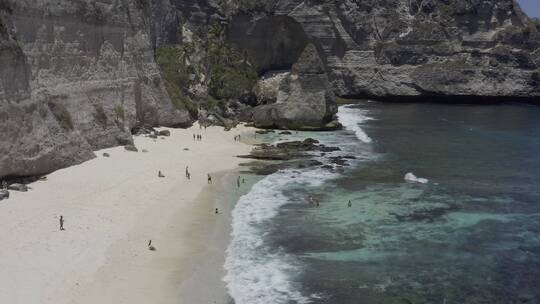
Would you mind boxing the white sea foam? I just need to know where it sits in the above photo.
[224,168,338,304]
[338,106,373,143]
[404,172,429,184]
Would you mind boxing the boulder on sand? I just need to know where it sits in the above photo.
[158,130,171,137]
[8,183,28,192]
[124,145,138,152]
[0,190,9,201]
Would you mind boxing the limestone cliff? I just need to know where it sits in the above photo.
[0,0,191,179]
[251,43,338,130]
[227,0,540,101]
[2,0,540,178]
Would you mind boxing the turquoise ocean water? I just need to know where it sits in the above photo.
[225,102,540,304]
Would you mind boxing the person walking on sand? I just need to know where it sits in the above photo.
[59,215,65,231]
[207,174,212,184]
[348,200,352,208]
[185,166,190,178]
[237,176,241,188]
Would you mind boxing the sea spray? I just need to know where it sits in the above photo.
[224,168,339,304]
[224,105,373,303]
[338,105,373,143]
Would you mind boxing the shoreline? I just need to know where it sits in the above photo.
[0,123,254,304]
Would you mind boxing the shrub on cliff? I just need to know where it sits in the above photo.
[205,23,258,100]
[156,46,198,117]
[46,101,73,131]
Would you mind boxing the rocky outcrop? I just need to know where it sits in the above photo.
[251,44,339,130]
[0,0,191,179]
[227,0,540,101]
[2,0,540,178]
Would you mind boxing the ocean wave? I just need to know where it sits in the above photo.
[404,172,429,184]
[224,168,338,304]
[224,172,310,304]
[338,105,373,144]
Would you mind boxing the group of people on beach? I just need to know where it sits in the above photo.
[193,134,203,141]
[236,176,245,188]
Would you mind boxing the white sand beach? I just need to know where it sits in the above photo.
[0,123,254,304]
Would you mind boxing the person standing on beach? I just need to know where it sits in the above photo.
[348,200,352,207]
[185,166,189,178]
[59,215,65,231]
[207,174,212,184]
[193,134,196,141]
[237,176,241,188]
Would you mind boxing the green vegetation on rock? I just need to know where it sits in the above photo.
[114,104,125,121]
[47,101,73,131]
[94,104,108,128]
[156,46,198,117]
[205,23,258,100]
[156,22,257,114]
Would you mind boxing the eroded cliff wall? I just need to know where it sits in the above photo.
[0,0,191,178]
[227,0,540,101]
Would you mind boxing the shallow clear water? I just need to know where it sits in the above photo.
[226,102,540,304]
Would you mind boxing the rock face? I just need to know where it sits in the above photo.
[251,44,339,130]
[0,0,191,179]
[1,0,539,178]
[227,0,540,101]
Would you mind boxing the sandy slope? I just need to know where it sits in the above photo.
[0,123,253,304]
